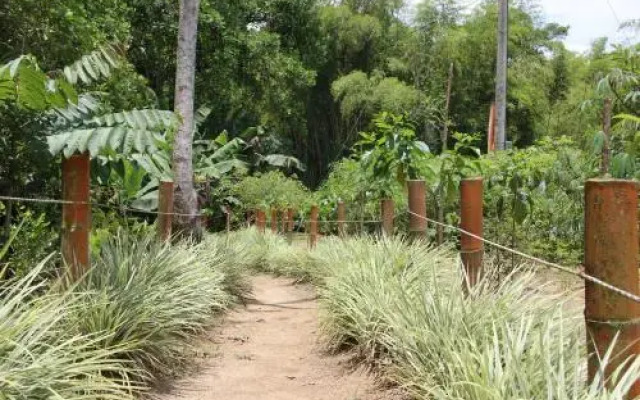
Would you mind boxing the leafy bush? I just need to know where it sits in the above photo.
[482,138,594,265]
[2,210,58,279]
[90,209,154,255]
[314,158,406,235]
[233,171,309,213]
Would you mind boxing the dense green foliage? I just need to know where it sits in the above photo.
[1,0,638,251]
[2,2,639,398]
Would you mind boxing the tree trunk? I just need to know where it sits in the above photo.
[172,0,201,239]
[441,62,454,152]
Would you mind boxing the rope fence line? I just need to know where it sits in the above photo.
[316,219,382,224]
[0,195,206,218]
[405,209,640,304]
[5,193,639,304]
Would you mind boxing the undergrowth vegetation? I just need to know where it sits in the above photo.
[241,230,640,399]
[0,232,248,398]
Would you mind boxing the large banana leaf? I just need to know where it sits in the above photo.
[260,154,306,172]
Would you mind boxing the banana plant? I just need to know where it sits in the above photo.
[242,126,306,174]
[126,129,249,211]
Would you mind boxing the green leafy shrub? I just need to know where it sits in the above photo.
[482,137,593,265]
[3,210,58,279]
[233,171,309,213]
[90,209,153,255]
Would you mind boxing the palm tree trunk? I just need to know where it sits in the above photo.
[172,0,201,239]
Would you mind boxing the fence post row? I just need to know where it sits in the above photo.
[584,179,640,398]
[460,178,484,289]
[407,180,427,240]
[381,198,394,237]
[61,153,91,281]
[157,180,174,242]
[309,205,319,249]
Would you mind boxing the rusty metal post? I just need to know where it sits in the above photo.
[337,201,346,238]
[157,180,174,242]
[309,205,319,249]
[408,180,427,240]
[256,209,266,233]
[460,178,484,289]
[287,208,295,232]
[246,210,253,227]
[61,153,91,280]
[381,198,394,237]
[585,179,640,398]
[271,208,278,234]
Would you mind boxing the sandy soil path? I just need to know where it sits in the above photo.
[155,275,403,400]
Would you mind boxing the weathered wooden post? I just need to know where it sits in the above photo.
[246,209,254,227]
[309,205,319,249]
[271,208,278,234]
[381,198,394,237]
[287,208,295,244]
[460,178,484,289]
[584,179,640,398]
[61,153,91,280]
[337,201,346,238]
[157,180,174,242]
[256,209,267,233]
[407,180,427,240]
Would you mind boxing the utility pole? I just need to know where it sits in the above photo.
[495,0,508,150]
[441,62,454,152]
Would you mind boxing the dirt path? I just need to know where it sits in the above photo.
[156,275,402,400]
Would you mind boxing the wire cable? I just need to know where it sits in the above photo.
[406,209,640,304]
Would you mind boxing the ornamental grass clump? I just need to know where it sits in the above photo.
[200,233,253,299]
[310,236,640,399]
[66,232,234,389]
[0,259,137,399]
